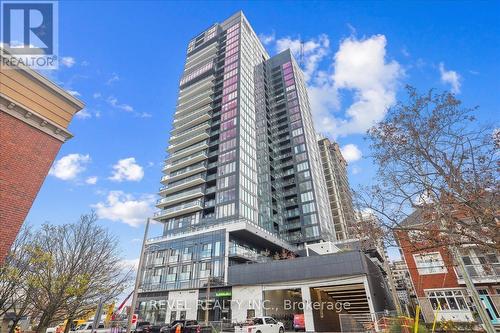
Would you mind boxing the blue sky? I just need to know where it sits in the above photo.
[26,1,499,265]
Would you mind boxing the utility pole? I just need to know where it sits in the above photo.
[126,218,151,333]
[448,245,495,333]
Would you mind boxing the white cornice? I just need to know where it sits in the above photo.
[0,93,73,142]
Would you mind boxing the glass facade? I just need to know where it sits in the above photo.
[139,11,336,302]
[141,230,226,291]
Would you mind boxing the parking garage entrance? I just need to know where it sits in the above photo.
[310,283,371,332]
[263,289,303,331]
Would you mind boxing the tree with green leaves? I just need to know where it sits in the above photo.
[0,212,132,333]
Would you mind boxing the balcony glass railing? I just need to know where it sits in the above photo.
[162,173,204,191]
[154,199,203,217]
[228,242,271,262]
[166,150,207,169]
[455,263,500,280]
[174,105,211,126]
[170,123,209,143]
[168,161,206,179]
[168,141,208,161]
[157,187,203,205]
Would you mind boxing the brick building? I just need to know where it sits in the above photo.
[395,209,500,326]
[0,52,84,264]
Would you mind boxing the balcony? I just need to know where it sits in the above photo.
[175,93,212,117]
[168,132,210,155]
[159,173,205,195]
[178,76,214,103]
[156,187,204,208]
[173,107,211,133]
[204,199,215,208]
[167,140,208,162]
[455,263,500,284]
[153,199,203,220]
[161,162,207,185]
[164,150,208,173]
[228,242,270,263]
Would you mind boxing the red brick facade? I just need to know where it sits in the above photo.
[395,230,460,297]
[0,111,62,264]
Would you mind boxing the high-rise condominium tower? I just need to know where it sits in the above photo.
[155,11,333,246]
[318,138,356,240]
[137,12,395,327]
[141,9,334,302]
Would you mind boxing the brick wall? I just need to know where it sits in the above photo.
[0,111,62,264]
[395,230,459,297]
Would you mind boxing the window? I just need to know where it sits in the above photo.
[301,191,314,202]
[216,203,235,218]
[219,150,236,163]
[220,128,236,141]
[413,252,447,274]
[218,175,236,189]
[426,290,469,311]
[220,138,237,152]
[302,202,316,214]
[217,189,236,203]
[305,226,320,238]
[218,162,236,176]
[200,244,212,258]
[265,318,277,324]
[220,118,237,131]
[297,161,309,172]
[294,144,306,154]
[303,214,317,226]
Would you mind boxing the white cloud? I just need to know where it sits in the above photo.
[138,112,152,118]
[93,191,154,227]
[120,258,140,271]
[259,32,275,45]
[75,109,91,119]
[106,73,120,85]
[107,96,134,112]
[109,157,144,182]
[61,56,76,68]
[85,176,98,185]
[439,62,461,93]
[276,34,330,82]
[93,92,102,99]
[277,34,402,138]
[341,144,362,162]
[49,153,90,180]
[67,90,81,97]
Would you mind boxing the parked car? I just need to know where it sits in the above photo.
[235,317,284,333]
[73,322,108,333]
[134,321,153,333]
[292,314,305,331]
[161,320,200,333]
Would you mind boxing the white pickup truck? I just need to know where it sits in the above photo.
[235,317,284,333]
[73,321,109,333]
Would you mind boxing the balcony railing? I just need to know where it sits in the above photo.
[160,173,205,192]
[165,150,207,171]
[167,141,208,162]
[154,199,203,219]
[170,123,210,143]
[156,187,204,207]
[455,263,500,282]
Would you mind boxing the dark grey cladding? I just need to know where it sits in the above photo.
[228,250,367,285]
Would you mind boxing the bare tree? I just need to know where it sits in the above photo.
[356,86,499,251]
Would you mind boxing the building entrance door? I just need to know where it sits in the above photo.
[478,290,500,325]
